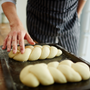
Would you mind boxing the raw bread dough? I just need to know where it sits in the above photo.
[20,60,90,87]
[8,45,62,61]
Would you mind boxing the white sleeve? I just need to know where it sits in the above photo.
[1,0,16,5]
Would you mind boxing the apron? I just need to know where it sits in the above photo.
[26,0,80,55]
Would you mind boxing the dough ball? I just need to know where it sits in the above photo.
[20,65,39,87]
[59,59,73,66]
[57,65,82,82]
[72,63,90,80]
[29,63,54,85]
[48,61,59,68]
[56,49,62,56]
[48,67,67,83]
[47,46,58,59]
[39,46,50,59]
[28,47,41,61]
[13,48,31,61]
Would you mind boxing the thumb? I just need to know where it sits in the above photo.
[25,33,35,45]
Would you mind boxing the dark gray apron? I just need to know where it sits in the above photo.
[26,0,80,55]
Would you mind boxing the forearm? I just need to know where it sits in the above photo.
[2,2,22,28]
[77,0,86,18]
[2,2,35,54]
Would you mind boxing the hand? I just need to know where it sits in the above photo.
[2,24,35,54]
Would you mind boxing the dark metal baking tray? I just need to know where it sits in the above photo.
[0,43,90,90]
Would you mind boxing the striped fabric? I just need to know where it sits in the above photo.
[26,0,80,55]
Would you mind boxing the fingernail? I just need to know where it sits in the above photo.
[21,50,24,54]
[13,50,16,54]
[7,48,10,51]
[32,41,35,45]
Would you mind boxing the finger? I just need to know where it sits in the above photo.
[7,35,12,52]
[18,32,25,54]
[25,33,35,45]
[2,36,8,50]
[12,32,17,54]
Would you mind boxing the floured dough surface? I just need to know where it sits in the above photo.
[8,45,62,61]
[20,59,90,87]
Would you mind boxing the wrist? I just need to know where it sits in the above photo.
[10,19,23,29]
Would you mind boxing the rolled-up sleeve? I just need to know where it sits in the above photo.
[1,0,16,5]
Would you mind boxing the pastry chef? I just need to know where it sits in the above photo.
[1,0,87,55]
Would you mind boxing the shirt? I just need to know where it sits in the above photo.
[1,0,16,4]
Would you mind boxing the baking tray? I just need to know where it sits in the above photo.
[0,43,90,90]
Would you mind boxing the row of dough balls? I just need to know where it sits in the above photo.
[8,45,62,61]
[20,59,90,87]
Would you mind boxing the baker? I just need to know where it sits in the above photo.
[1,0,86,55]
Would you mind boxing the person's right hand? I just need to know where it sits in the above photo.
[2,24,35,54]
